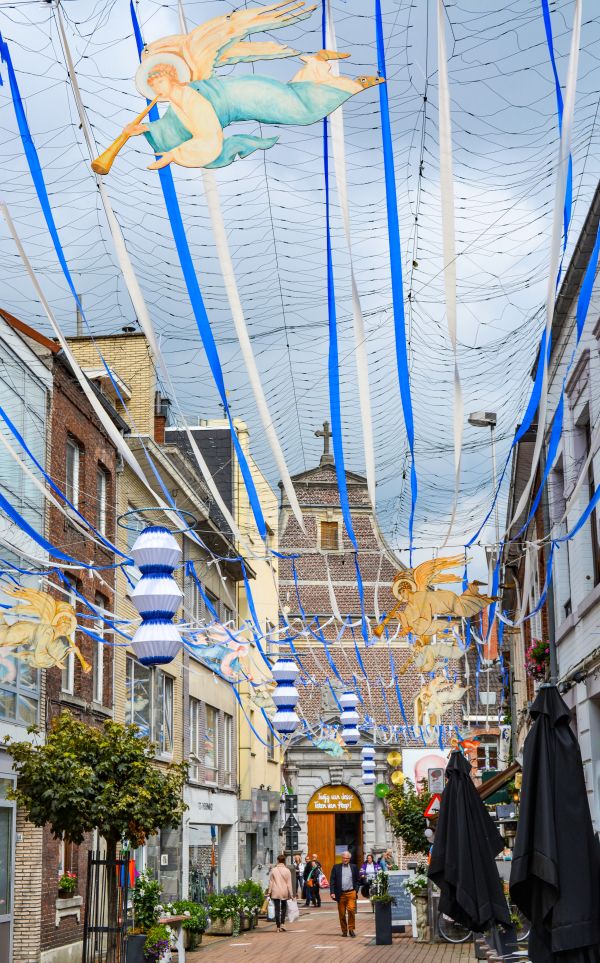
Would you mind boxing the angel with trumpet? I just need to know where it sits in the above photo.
[93,1,383,174]
[0,586,90,672]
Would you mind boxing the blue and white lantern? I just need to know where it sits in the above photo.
[340,691,360,746]
[271,658,300,734]
[361,745,376,785]
[130,526,183,666]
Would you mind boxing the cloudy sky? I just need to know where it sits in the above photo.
[1,0,599,576]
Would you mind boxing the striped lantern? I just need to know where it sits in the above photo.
[130,526,183,666]
[361,745,376,785]
[339,691,360,746]
[271,658,300,734]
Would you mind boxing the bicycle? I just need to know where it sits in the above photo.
[437,905,530,945]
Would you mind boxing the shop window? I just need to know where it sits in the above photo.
[204,705,219,781]
[320,521,339,552]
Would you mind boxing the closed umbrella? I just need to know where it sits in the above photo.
[510,685,600,963]
[429,750,510,931]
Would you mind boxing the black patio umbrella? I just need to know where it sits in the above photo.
[510,685,600,963]
[429,749,511,931]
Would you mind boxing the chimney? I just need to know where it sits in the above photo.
[76,294,83,336]
[154,392,170,444]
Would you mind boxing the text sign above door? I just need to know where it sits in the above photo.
[307,786,362,813]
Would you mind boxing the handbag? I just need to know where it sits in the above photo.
[319,873,329,889]
[261,896,269,915]
[286,899,299,923]
[267,898,275,921]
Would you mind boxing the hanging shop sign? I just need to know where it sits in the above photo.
[307,786,362,813]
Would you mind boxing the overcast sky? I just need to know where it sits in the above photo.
[1,0,599,578]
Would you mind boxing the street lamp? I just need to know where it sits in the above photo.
[468,411,499,590]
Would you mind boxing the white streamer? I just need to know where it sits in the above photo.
[507,0,582,533]
[437,0,464,544]
[325,0,377,508]
[324,554,343,622]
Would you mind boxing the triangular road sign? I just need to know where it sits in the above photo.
[423,793,441,818]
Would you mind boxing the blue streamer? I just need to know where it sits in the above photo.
[374,0,417,562]
[129,4,266,541]
[0,489,94,567]
[541,0,573,256]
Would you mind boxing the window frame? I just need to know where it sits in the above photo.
[65,437,81,510]
[96,466,108,537]
[61,580,76,696]
[189,697,202,783]
[223,712,233,784]
[125,656,174,757]
[319,519,340,552]
[93,592,105,705]
[203,704,219,782]
[476,735,499,772]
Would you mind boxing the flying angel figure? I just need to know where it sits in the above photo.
[373,554,496,640]
[414,674,469,727]
[0,586,91,672]
[119,1,383,171]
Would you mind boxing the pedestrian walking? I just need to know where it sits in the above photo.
[359,853,377,896]
[267,854,294,933]
[303,854,322,907]
[293,852,306,899]
[330,851,360,938]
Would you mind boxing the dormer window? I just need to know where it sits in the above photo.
[320,520,340,552]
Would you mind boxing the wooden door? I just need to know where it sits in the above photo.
[307,812,335,877]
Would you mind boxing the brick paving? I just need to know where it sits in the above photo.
[188,900,475,963]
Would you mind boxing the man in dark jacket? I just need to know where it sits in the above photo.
[330,851,360,937]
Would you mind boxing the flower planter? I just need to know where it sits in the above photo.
[183,930,202,950]
[413,892,429,942]
[126,934,147,963]
[207,918,234,936]
[374,901,393,945]
[240,915,251,931]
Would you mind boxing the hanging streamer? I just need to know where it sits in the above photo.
[130,3,267,541]
[436,0,464,545]
[374,0,417,561]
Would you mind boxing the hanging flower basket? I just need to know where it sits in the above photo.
[525,639,550,681]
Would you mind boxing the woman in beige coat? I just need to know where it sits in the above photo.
[267,854,294,932]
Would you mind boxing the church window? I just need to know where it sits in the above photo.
[320,521,339,551]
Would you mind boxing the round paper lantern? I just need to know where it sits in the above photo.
[361,744,376,785]
[363,772,376,785]
[361,745,375,760]
[390,770,405,786]
[340,691,361,746]
[130,525,182,666]
[271,658,299,734]
[375,783,391,799]
[387,750,403,768]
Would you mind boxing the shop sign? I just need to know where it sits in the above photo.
[307,786,362,813]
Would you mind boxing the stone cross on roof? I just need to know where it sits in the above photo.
[315,420,334,466]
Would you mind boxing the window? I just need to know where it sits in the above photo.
[0,348,46,531]
[320,520,339,551]
[96,467,108,536]
[61,580,76,695]
[223,713,233,782]
[59,836,79,884]
[267,721,276,761]
[125,657,173,754]
[0,636,39,727]
[476,736,499,772]
[184,575,205,626]
[189,697,202,782]
[65,438,81,509]
[204,705,218,780]
[93,592,105,705]
[126,505,145,583]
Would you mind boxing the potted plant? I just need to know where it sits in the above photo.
[371,870,396,945]
[404,872,429,942]
[57,872,77,897]
[236,879,265,927]
[144,924,171,962]
[525,639,550,683]
[206,892,240,936]
[127,870,162,963]
[170,900,209,950]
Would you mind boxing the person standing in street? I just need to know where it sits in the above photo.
[293,852,306,900]
[330,851,360,938]
[359,853,377,896]
[267,854,294,933]
[303,854,322,907]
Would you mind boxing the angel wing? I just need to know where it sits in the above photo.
[2,586,57,624]
[412,554,467,591]
[143,1,316,82]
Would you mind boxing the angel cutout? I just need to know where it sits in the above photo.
[116,1,383,171]
[414,674,469,727]
[373,554,496,640]
[397,634,464,676]
[0,586,91,672]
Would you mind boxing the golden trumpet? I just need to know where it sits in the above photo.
[372,601,407,638]
[91,97,159,175]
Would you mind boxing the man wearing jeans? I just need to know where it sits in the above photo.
[330,851,360,937]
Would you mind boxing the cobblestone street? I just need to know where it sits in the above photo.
[189,901,475,963]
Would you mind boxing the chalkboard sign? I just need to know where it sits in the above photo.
[387,871,412,928]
